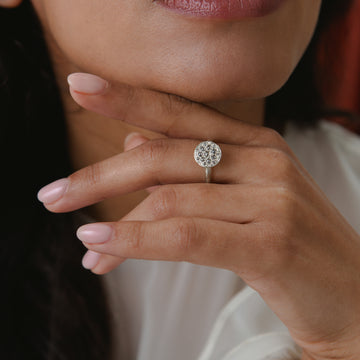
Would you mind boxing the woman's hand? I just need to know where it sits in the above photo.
[38,73,360,360]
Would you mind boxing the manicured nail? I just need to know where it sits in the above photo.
[124,132,149,151]
[67,73,109,95]
[37,178,69,204]
[77,223,113,244]
[82,250,100,270]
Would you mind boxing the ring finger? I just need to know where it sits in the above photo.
[38,138,298,213]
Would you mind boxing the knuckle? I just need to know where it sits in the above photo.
[272,186,298,213]
[139,138,169,170]
[263,147,288,162]
[150,186,178,219]
[163,93,192,117]
[75,162,103,188]
[124,85,137,105]
[261,147,296,178]
[255,128,291,153]
[161,94,192,136]
[259,127,283,145]
[171,218,198,260]
[119,85,137,123]
[116,222,144,254]
[246,127,291,155]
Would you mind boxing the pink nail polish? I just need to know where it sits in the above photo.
[67,73,109,95]
[77,223,113,244]
[82,250,100,270]
[37,178,69,204]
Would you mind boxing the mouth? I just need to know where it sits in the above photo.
[154,0,287,20]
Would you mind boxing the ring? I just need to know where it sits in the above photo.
[194,141,222,183]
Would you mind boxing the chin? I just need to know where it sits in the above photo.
[135,61,294,103]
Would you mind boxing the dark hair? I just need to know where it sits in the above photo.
[0,1,355,359]
[0,2,111,359]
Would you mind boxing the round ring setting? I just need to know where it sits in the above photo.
[194,141,222,183]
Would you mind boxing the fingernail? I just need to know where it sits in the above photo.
[82,250,101,270]
[67,73,109,95]
[124,132,149,151]
[37,178,69,204]
[77,223,113,244]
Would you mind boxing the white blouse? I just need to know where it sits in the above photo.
[104,120,360,360]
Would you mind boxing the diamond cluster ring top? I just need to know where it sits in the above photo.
[194,141,222,183]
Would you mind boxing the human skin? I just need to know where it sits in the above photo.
[30,0,320,102]
[28,0,319,219]
[2,0,359,358]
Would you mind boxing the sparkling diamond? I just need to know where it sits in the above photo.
[194,141,222,168]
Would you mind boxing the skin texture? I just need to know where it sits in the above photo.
[28,0,320,219]
[3,0,360,358]
[30,0,321,102]
[41,81,360,360]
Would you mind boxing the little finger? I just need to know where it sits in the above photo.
[77,217,253,271]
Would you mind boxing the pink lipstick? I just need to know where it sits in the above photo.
[156,0,287,20]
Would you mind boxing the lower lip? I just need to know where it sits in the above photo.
[156,0,287,20]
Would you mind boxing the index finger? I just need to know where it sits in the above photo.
[67,73,281,147]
